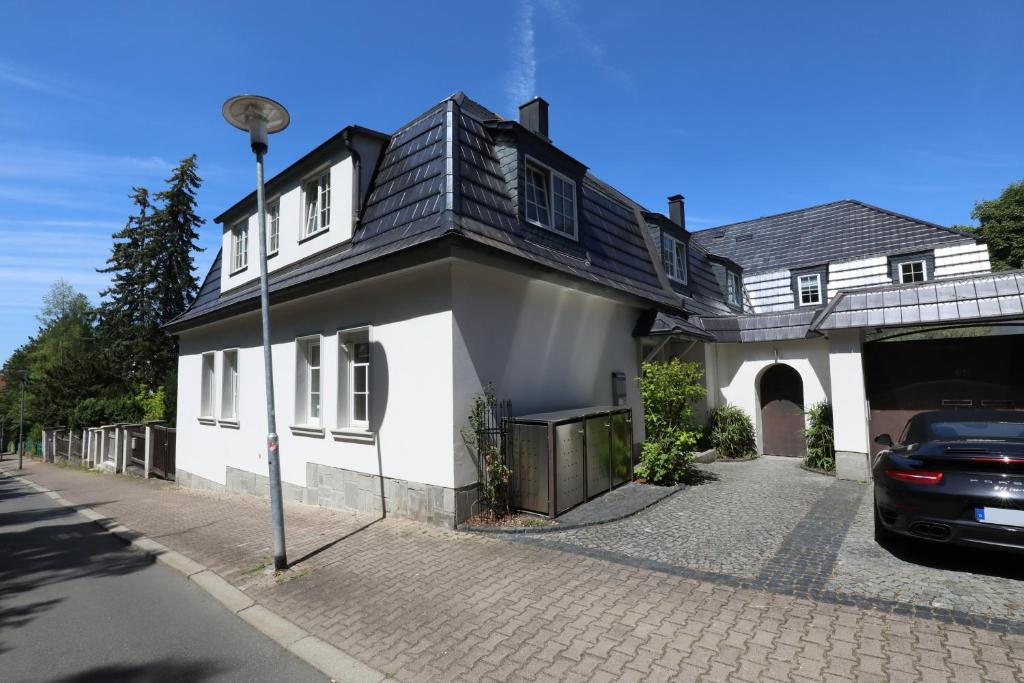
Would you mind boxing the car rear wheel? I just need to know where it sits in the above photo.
[874,500,897,544]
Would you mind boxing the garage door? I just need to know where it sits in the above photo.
[864,333,1024,457]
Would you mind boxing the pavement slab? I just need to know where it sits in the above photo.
[3,456,1024,682]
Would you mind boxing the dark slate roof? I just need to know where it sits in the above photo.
[699,309,818,343]
[691,199,980,274]
[169,93,684,331]
[633,310,715,341]
[811,269,1024,331]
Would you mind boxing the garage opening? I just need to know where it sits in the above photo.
[760,363,806,457]
[865,329,1024,457]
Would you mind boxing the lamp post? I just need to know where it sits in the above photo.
[17,369,27,470]
[222,95,291,571]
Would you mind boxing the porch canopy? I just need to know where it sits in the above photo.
[633,310,715,341]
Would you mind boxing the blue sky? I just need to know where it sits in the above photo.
[1,0,1022,361]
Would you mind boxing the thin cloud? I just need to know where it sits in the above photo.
[507,0,537,113]
[0,144,170,182]
[541,0,631,85]
[0,61,77,99]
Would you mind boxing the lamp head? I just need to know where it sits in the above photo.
[222,95,290,154]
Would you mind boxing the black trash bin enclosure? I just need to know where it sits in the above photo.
[507,406,633,517]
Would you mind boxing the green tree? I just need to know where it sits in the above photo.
[969,179,1024,271]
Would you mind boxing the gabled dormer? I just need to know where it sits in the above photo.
[215,126,389,294]
[485,98,588,253]
[644,196,692,290]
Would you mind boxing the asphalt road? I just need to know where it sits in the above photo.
[0,473,326,683]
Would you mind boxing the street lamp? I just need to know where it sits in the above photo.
[16,369,28,470]
[222,95,291,571]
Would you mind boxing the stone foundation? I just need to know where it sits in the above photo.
[176,463,480,528]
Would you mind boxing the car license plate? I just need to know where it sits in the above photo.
[975,507,1024,528]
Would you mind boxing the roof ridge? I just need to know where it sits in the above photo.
[841,198,981,241]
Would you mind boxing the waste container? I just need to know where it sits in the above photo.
[507,406,633,517]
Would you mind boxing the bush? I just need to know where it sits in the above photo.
[462,384,511,516]
[804,401,835,471]
[707,405,757,459]
[636,359,705,485]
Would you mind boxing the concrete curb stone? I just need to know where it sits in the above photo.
[0,466,384,683]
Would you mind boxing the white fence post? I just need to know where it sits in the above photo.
[144,423,154,478]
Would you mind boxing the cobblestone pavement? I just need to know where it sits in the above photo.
[528,456,1024,628]
[533,457,837,579]
[829,490,1024,622]
[4,458,1024,682]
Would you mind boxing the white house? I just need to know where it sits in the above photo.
[169,92,1024,526]
[168,94,689,526]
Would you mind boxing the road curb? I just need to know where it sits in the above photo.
[0,467,386,683]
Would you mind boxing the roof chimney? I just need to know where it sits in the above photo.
[668,194,686,228]
[518,97,549,139]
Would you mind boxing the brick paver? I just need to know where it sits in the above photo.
[4,458,1024,682]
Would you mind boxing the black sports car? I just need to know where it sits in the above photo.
[873,410,1024,553]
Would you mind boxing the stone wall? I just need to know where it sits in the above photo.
[176,463,480,529]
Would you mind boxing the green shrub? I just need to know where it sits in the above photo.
[707,405,757,459]
[462,384,511,516]
[68,395,143,431]
[803,401,835,471]
[636,359,705,485]
[135,386,166,422]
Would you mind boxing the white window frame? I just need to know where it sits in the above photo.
[230,220,249,273]
[899,259,927,284]
[660,233,687,284]
[337,326,372,432]
[797,273,823,307]
[302,170,331,239]
[220,349,239,422]
[267,200,280,255]
[199,352,216,420]
[727,271,741,306]
[294,335,322,428]
[523,157,578,240]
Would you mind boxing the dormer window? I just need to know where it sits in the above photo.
[899,259,927,283]
[231,220,249,273]
[797,273,822,306]
[302,171,330,239]
[660,233,687,284]
[524,158,577,239]
[726,271,742,306]
[267,201,280,255]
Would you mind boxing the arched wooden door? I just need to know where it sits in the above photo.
[760,364,806,457]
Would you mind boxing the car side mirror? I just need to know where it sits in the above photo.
[874,434,893,447]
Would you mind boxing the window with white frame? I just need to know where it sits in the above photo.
[295,336,322,426]
[337,327,371,430]
[220,349,239,420]
[231,221,249,272]
[523,159,577,239]
[727,271,742,306]
[797,273,823,306]
[200,352,215,418]
[660,233,687,283]
[302,171,330,238]
[899,260,927,283]
[268,201,280,255]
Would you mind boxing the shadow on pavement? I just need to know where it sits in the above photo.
[51,659,229,683]
[877,535,1024,581]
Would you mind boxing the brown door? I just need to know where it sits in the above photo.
[760,364,806,457]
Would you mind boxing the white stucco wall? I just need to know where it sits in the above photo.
[177,262,456,490]
[451,261,645,488]
[827,329,869,456]
[711,338,831,454]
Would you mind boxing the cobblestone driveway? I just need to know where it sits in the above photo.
[525,456,1024,630]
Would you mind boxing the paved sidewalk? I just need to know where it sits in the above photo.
[4,458,1024,682]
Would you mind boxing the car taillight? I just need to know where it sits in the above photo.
[973,456,1024,464]
[886,470,944,485]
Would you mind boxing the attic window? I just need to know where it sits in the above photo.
[797,274,822,306]
[726,271,742,306]
[899,260,927,283]
[660,233,687,284]
[524,158,577,239]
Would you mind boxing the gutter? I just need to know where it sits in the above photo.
[341,129,363,229]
